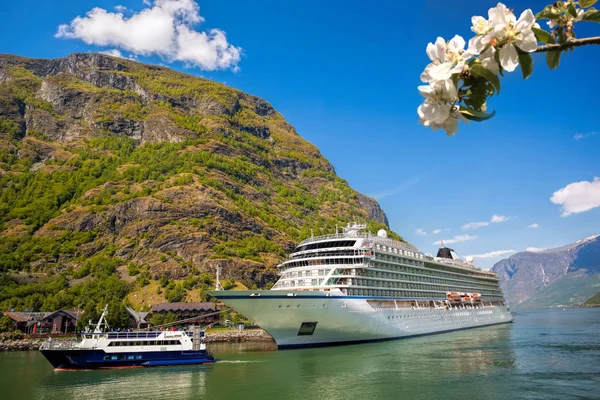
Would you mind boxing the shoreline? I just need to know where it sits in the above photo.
[0,330,274,352]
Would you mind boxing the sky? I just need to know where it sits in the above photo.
[1,0,599,268]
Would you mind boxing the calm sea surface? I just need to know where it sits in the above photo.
[1,308,599,400]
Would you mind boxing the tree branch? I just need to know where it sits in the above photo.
[534,36,600,53]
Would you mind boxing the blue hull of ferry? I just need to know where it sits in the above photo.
[40,349,214,369]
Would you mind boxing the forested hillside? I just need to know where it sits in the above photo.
[0,53,397,316]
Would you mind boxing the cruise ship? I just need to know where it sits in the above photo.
[40,305,214,369]
[209,223,513,348]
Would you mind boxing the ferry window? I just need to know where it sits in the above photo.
[104,356,110,360]
[136,355,143,360]
[143,341,148,345]
[136,341,141,346]
[111,355,118,360]
[297,322,318,336]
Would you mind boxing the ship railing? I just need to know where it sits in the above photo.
[298,233,420,253]
[40,339,81,351]
[435,257,484,272]
[286,249,370,261]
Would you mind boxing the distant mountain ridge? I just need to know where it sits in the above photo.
[491,234,600,307]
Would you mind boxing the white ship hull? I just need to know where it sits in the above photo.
[209,290,513,348]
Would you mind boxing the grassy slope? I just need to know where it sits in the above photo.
[584,291,600,306]
[0,53,400,313]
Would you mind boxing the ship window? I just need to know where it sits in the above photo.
[104,356,110,360]
[143,341,148,346]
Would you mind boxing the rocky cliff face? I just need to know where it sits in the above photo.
[491,235,600,306]
[0,53,396,289]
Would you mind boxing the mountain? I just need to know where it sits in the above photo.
[0,53,396,311]
[584,291,600,307]
[491,234,600,307]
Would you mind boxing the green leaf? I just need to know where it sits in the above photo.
[518,53,533,79]
[580,0,597,8]
[532,27,555,44]
[536,5,562,20]
[459,106,496,122]
[471,64,501,94]
[546,51,561,70]
[567,3,578,18]
[583,8,600,22]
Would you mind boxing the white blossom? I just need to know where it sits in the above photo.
[420,35,473,83]
[419,106,467,136]
[417,79,458,125]
[488,3,538,72]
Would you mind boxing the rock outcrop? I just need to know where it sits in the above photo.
[0,53,399,289]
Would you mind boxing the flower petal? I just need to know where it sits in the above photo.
[471,16,488,35]
[420,63,452,82]
[420,102,451,125]
[435,37,447,62]
[488,2,507,26]
[516,9,535,31]
[417,84,434,98]
[516,29,537,53]
[480,47,500,75]
[426,42,437,62]
[441,116,459,136]
[499,43,519,72]
[448,35,466,51]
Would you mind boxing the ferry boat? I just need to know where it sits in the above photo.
[39,305,214,369]
[209,223,513,349]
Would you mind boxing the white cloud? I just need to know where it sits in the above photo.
[574,132,597,140]
[100,49,124,58]
[56,0,241,71]
[463,214,510,230]
[432,229,442,234]
[466,249,515,259]
[416,228,427,236]
[433,234,477,245]
[550,177,600,217]
[528,223,540,228]
[114,5,128,13]
[490,214,508,223]
[462,221,489,230]
[526,247,545,252]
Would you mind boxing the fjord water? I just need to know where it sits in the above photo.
[1,309,599,400]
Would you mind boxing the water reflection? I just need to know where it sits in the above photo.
[35,367,209,400]
[3,309,600,400]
